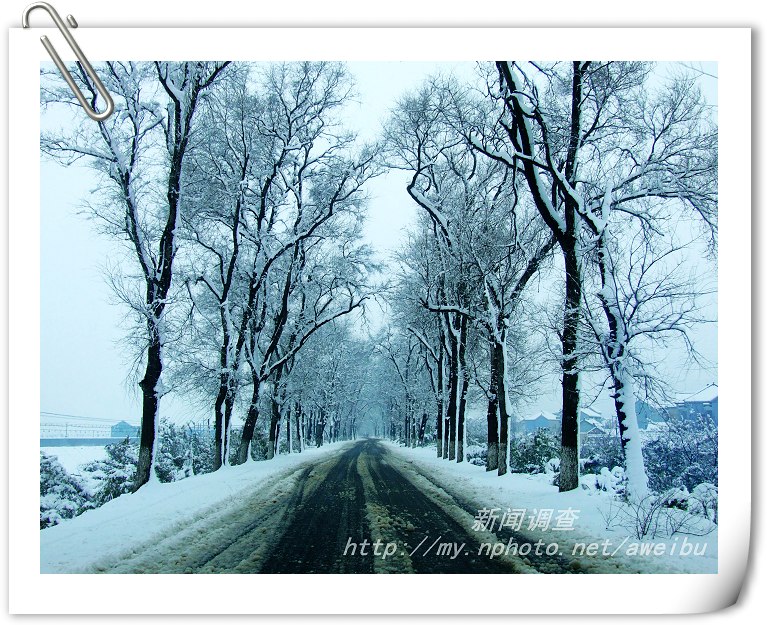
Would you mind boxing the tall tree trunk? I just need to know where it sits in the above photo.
[134,62,229,489]
[135,327,161,487]
[611,366,649,500]
[308,412,315,446]
[557,62,586,493]
[456,314,469,463]
[235,374,261,464]
[436,342,445,458]
[315,411,325,447]
[418,413,427,444]
[559,237,582,491]
[485,341,500,472]
[596,231,649,500]
[212,383,228,470]
[404,404,410,447]
[446,328,458,461]
[214,390,235,470]
[274,420,281,455]
[497,336,511,476]
[495,61,586,491]
[134,160,178,487]
[286,405,292,453]
[296,404,303,452]
[267,382,281,460]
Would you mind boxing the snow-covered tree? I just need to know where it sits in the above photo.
[385,78,555,470]
[42,61,230,489]
[384,83,483,462]
[469,61,717,493]
[173,62,377,468]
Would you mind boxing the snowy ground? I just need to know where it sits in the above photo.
[383,442,717,574]
[40,441,355,573]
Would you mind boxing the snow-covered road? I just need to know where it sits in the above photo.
[41,439,715,574]
[68,439,527,573]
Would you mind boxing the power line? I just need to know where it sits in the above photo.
[40,422,113,427]
[40,410,139,425]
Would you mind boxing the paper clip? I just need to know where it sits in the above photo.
[22,2,114,122]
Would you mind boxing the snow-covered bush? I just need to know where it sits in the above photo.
[581,435,624,475]
[663,485,690,510]
[250,426,270,461]
[688,483,718,523]
[40,452,92,529]
[466,443,487,467]
[620,493,668,539]
[226,425,268,462]
[188,429,216,475]
[597,466,627,496]
[155,422,193,482]
[619,487,717,539]
[596,497,623,531]
[580,466,627,498]
[82,438,138,505]
[41,426,219,529]
[509,429,560,474]
[154,421,217,477]
[643,413,717,492]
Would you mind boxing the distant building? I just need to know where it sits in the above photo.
[636,399,663,429]
[514,411,560,435]
[580,417,612,440]
[514,407,617,439]
[111,420,140,438]
[509,390,717,442]
[666,384,718,424]
[513,402,665,439]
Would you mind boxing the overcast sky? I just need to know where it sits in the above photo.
[39,61,718,428]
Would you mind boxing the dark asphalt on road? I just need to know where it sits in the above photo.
[260,439,519,573]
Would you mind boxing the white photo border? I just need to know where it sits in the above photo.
[9,26,750,614]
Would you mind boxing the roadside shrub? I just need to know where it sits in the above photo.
[81,438,138,505]
[619,488,717,539]
[40,452,92,529]
[581,435,624,475]
[466,443,487,467]
[643,413,717,492]
[509,429,560,474]
[155,422,194,483]
[688,483,718,523]
[189,429,216,475]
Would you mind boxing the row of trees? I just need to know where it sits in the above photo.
[376,62,716,499]
[43,60,716,501]
[43,61,379,489]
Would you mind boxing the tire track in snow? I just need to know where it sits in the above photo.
[361,445,523,574]
[257,442,374,573]
[98,453,345,573]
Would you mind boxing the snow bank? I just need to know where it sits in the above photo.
[384,442,717,574]
[40,442,353,573]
